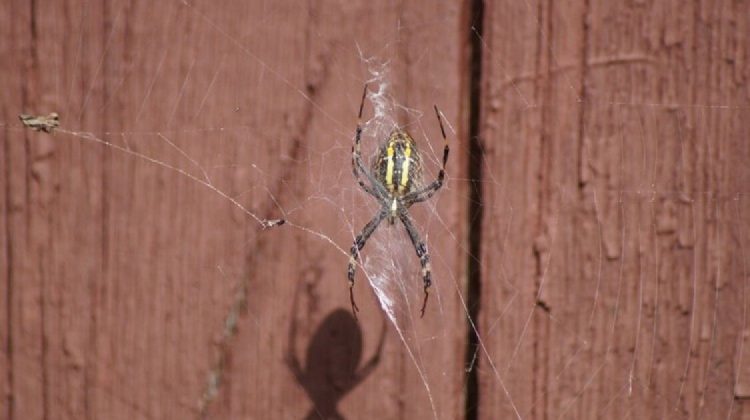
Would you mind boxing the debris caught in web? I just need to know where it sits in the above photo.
[19,112,60,133]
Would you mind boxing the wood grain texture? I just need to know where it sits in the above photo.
[1,1,467,419]
[478,0,750,419]
[3,0,750,419]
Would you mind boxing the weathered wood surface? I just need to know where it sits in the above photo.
[478,1,750,419]
[2,0,750,419]
[1,0,467,419]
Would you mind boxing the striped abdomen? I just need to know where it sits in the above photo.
[372,130,423,196]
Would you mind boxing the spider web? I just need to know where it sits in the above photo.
[3,1,750,419]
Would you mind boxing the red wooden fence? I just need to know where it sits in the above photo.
[2,1,749,419]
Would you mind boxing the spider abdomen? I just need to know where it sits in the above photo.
[372,130,423,196]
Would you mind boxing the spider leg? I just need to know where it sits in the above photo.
[353,85,388,199]
[348,209,388,316]
[398,210,432,318]
[402,105,449,205]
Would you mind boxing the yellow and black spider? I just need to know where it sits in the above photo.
[348,86,449,318]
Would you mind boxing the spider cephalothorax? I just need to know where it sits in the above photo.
[348,85,449,318]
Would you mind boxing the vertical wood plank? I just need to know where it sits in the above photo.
[2,0,468,419]
[479,0,750,418]
[475,0,561,417]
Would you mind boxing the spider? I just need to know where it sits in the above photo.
[348,85,449,318]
